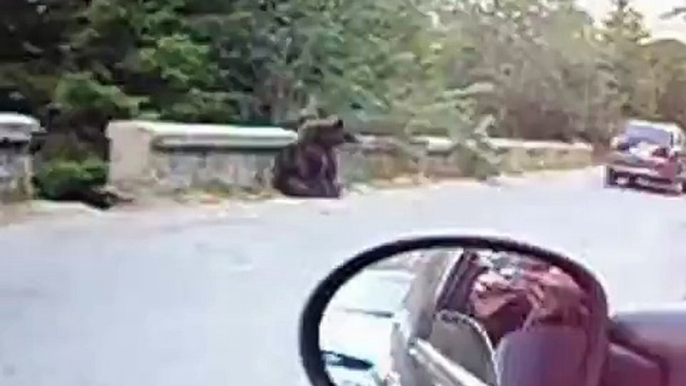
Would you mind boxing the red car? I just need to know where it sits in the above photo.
[604,119,686,194]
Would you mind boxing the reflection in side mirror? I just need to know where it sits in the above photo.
[301,237,607,386]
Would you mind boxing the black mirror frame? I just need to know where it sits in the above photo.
[298,235,603,386]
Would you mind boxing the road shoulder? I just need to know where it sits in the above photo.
[0,167,599,228]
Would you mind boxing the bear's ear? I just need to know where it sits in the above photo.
[326,115,343,129]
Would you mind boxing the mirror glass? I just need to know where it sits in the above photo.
[319,247,591,386]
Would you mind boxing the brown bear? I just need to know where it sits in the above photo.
[272,115,357,198]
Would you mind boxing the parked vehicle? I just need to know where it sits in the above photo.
[604,119,686,193]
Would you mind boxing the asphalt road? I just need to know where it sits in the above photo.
[1,167,685,386]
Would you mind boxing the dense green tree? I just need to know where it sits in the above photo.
[3,0,686,163]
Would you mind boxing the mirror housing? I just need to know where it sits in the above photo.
[299,235,609,386]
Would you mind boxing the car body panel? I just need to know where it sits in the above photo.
[604,304,686,386]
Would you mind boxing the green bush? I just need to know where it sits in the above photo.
[34,158,108,200]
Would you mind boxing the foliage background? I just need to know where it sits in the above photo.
[3,0,686,196]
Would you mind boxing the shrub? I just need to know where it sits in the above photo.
[33,157,107,200]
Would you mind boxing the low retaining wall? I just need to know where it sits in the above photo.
[338,136,594,184]
[0,113,43,201]
[106,120,595,193]
[107,120,296,193]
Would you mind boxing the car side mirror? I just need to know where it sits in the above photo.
[301,235,609,386]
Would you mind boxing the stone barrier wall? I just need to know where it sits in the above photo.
[106,120,595,194]
[0,113,43,202]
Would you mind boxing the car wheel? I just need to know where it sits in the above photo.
[604,168,617,187]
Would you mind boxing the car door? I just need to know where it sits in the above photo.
[388,250,495,386]
[389,250,463,386]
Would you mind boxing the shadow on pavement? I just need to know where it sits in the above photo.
[612,182,683,198]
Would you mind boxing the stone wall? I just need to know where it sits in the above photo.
[0,145,32,201]
[148,148,279,193]
[106,121,296,194]
[336,135,594,185]
[0,113,42,202]
[106,120,596,194]
[337,136,423,184]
